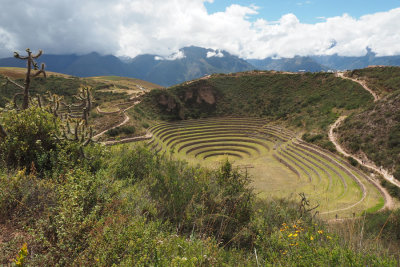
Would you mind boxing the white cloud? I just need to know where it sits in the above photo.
[207,50,224,58]
[154,51,186,61]
[0,0,399,59]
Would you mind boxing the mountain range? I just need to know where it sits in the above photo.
[1,46,400,86]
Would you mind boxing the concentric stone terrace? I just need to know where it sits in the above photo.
[147,117,385,218]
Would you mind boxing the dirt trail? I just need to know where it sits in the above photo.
[102,132,153,146]
[336,72,379,102]
[93,100,153,145]
[93,103,137,140]
[329,116,395,209]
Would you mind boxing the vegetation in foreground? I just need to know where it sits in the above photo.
[0,106,399,266]
[0,69,157,140]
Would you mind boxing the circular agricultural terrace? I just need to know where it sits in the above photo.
[147,117,385,219]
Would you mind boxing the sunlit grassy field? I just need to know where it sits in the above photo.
[146,117,384,219]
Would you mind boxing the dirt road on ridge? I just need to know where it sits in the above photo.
[329,116,395,209]
[328,74,395,208]
[93,101,153,144]
[336,72,379,102]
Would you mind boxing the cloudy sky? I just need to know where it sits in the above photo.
[0,0,400,59]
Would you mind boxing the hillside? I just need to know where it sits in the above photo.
[1,64,400,265]
[345,66,400,98]
[139,71,373,149]
[0,68,160,139]
[336,67,400,181]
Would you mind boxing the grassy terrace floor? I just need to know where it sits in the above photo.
[146,117,384,219]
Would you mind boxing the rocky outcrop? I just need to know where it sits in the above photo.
[158,94,177,111]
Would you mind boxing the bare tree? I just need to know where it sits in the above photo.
[5,48,46,109]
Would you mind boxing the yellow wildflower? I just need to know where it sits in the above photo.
[318,230,323,234]
[288,233,293,237]
[293,233,298,237]
[327,236,332,240]
[310,236,314,240]
[14,243,28,267]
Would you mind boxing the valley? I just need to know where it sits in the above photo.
[2,1,400,264]
[146,117,385,218]
[1,65,400,265]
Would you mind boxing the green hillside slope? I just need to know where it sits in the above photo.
[139,71,373,149]
[337,67,400,180]
[337,91,400,180]
[346,66,400,98]
[1,65,400,265]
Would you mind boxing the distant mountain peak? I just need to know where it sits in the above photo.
[1,46,400,87]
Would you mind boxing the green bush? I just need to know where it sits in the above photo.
[29,167,111,266]
[348,156,359,167]
[381,179,400,199]
[0,169,55,223]
[394,167,400,181]
[0,106,60,171]
[106,125,135,137]
[1,144,398,265]
[108,147,254,245]
[111,146,154,184]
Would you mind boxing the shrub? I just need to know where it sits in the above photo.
[348,156,359,167]
[381,179,400,199]
[394,167,400,181]
[29,168,111,266]
[0,169,55,223]
[302,133,323,143]
[106,125,135,137]
[0,106,60,172]
[111,146,155,184]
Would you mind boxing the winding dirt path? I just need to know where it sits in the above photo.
[329,116,395,209]
[336,72,379,102]
[102,132,153,146]
[93,102,138,140]
[93,100,153,144]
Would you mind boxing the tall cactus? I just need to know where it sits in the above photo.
[74,86,94,124]
[56,118,93,159]
[5,48,46,109]
[47,92,63,117]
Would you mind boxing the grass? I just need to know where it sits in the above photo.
[1,67,399,265]
[347,66,400,98]
[146,117,384,219]
[337,90,400,181]
[139,71,373,148]
[0,67,72,79]
[87,75,163,91]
